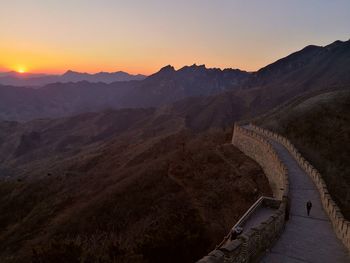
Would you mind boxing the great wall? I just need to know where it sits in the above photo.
[198,124,350,262]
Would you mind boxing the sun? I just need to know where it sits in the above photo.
[17,67,27,74]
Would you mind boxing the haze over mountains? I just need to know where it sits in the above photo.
[0,70,146,87]
[0,65,250,121]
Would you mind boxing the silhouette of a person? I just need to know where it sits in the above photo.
[230,226,243,240]
[306,200,312,216]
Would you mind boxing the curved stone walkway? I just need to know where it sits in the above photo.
[258,136,349,263]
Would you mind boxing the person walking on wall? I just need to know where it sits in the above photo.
[230,226,243,240]
[306,200,312,216]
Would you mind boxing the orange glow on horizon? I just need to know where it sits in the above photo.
[1,60,260,76]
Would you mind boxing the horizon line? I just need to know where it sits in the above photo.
[0,64,254,76]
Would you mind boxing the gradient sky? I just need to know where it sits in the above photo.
[1,0,349,74]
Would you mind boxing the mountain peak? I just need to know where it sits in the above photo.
[178,64,208,73]
[147,65,176,79]
[325,39,349,50]
[63,70,80,76]
[192,63,206,68]
[159,65,176,73]
[302,44,322,50]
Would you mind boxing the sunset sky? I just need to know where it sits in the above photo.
[1,0,349,75]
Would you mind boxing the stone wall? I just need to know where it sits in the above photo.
[249,124,350,252]
[232,124,289,200]
[197,124,289,263]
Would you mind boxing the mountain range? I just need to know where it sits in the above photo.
[1,40,349,124]
[0,65,250,121]
[0,70,146,87]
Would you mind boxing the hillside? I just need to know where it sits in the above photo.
[251,40,350,90]
[0,109,271,263]
[256,89,350,218]
[238,39,350,114]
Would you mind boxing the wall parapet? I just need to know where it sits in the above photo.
[249,123,350,252]
[232,124,289,200]
[197,124,289,263]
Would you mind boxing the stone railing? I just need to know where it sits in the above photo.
[249,124,350,252]
[197,124,289,263]
[231,197,278,233]
[216,196,281,249]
